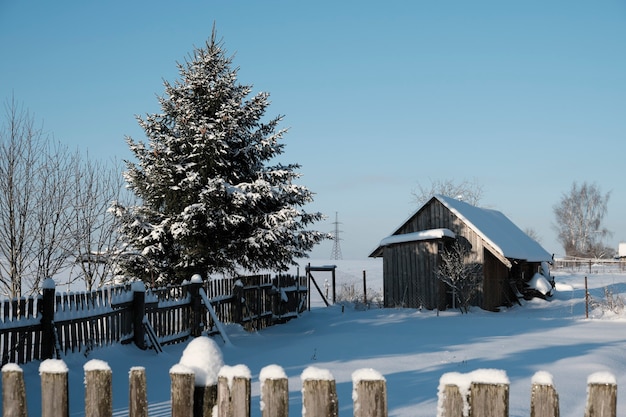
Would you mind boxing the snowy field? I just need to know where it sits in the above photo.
[7,259,626,417]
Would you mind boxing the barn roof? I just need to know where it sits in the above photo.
[369,195,552,263]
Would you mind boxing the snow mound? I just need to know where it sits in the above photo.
[179,336,224,386]
[528,272,553,296]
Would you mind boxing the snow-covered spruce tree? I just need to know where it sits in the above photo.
[111,32,325,285]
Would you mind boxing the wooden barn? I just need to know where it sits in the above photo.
[369,195,553,311]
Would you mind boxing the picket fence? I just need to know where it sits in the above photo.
[0,274,307,366]
[1,360,618,417]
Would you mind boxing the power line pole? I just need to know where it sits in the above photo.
[330,212,343,260]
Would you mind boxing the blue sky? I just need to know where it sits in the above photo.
[1,1,625,260]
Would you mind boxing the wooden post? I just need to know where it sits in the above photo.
[307,263,311,311]
[362,270,367,305]
[40,278,56,360]
[585,276,589,319]
[189,275,203,337]
[331,267,336,304]
[469,382,509,417]
[530,372,559,417]
[132,282,146,350]
[2,364,28,417]
[439,384,464,417]
[170,365,195,417]
[194,384,218,417]
[260,365,289,417]
[301,367,338,417]
[217,365,251,417]
[40,359,69,417]
[129,367,148,417]
[585,373,617,417]
[352,369,387,417]
[84,359,112,417]
[232,280,244,324]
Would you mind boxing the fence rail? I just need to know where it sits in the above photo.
[1,361,618,417]
[0,274,307,366]
[553,258,626,274]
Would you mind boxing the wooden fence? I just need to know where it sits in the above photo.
[1,361,619,417]
[0,274,307,366]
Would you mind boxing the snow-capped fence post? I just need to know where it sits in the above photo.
[260,365,289,417]
[217,365,251,417]
[84,359,112,417]
[40,359,69,417]
[40,278,56,361]
[469,382,509,417]
[129,367,148,417]
[189,275,203,337]
[2,363,28,417]
[132,281,147,350]
[585,372,617,417]
[301,367,338,417]
[170,364,195,417]
[438,384,464,417]
[438,370,509,417]
[352,368,387,417]
[530,372,559,417]
[232,280,244,324]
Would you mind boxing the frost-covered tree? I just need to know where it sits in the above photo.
[412,178,483,207]
[436,238,483,313]
[112,30,325,285]
[552,181,612,258]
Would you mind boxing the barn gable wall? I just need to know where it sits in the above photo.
[383,198,517,311]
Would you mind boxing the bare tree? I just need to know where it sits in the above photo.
[524,228,542,244]
[412,178,483,207]
[552,182,612,259]
[0,98,44,297]
[436,238,483,313]
[70,156,128,290]
[0,97,127,297]
[28,141,77,292]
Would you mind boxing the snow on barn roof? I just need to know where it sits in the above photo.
[378,228,456,247]
[369,195,552,263]
[435,195,552,262]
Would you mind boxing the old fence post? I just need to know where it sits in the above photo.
[2,363,28,417]
[301,366,338,417]
[40,278,56,361]
[84,359,112,417]
[217,365,251,417]
[232,280,244,324]
[585,372,617,417]
[40,359,69,417]
[132,281,147,350]
[530,371,559,417]
[439,369,509,417]
[189,275,203,338]
[470,382,509,417]
[352,368,387,417]
[260,365,289,417]
[170,364,195,417]
[129,367,148,417]
[438,384,464,417]
[195,383,218,417]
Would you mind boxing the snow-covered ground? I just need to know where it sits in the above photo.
[6,259,626,417]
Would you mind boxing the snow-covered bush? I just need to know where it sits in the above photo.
[589,286,625,317]
[336,282,383,309]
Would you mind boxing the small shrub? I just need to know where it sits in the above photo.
[589,286,625,316]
